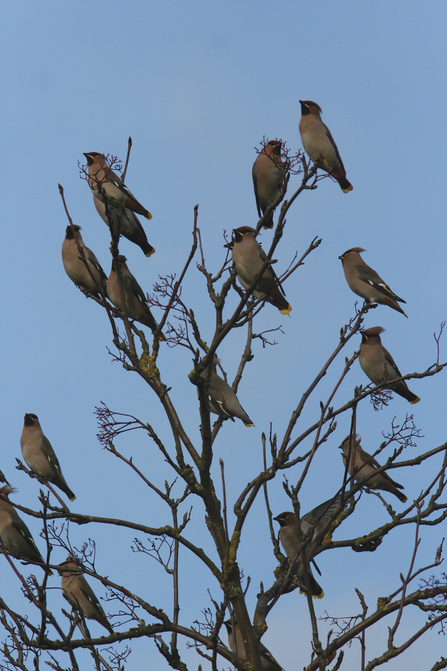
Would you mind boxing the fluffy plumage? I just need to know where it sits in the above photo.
[252,140,285,229]
[20,414,76,501]
[59,557,114,634]
[274,497,340,598]
[84,152,152,219]
[299,100,352,192]
[339,247,407,316]
[107,255,166,340]
[225,227,291,314]
[62,225,108,297]
[359,327,420,404]
[0,486,52,572]
[340,435,407,503]
[200,357,254,426]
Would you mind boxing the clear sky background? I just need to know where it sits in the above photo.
[1,2,447,670]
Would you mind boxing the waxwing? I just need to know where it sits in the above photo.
[93,197,155,258]
[252,140,285,229]
[225,227,291,314]
[299,100,353,192]
[359,327,420,404]
[0,486,52,573]
[200,357,254,426]
[274,496,340,599]
[83,152,152,219]
[20,414,76,501]
[62,225,108,297]
[339,435,407,503]
[339,247,407,316]
[59,557,113,634]
[107,255,166,340]
[224,618,283,671]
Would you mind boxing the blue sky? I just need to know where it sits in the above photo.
[1,2,447,669]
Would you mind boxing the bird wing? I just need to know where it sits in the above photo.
[260,643,284,670]
[323,123,346,172]
[85,248,107,283]
[301,496,341,543]
[78,579,106,617]
[252,171,262,218]
[356,264,405,303]
[255,242,287,297]
[356,446,405,489]
[11,520,44,560]
[126,274,149,307]
[383,347,403,379]
[38,437,64,477]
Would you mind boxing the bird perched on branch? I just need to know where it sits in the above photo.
[339,247,407,316]
[299,100,353,192]
[20,414,76,501]
[62,225,108,297]
[252,140,285,229]
[0,486,52,573]
[93,196,155,258]
[59,557,114,634]
[225,227,291,314]
[339,434,407,503]
[199,357,254,426]
[359,327,420,404]
[107,255,166,340]
[224,618,283,671]
[274,496,340,598]
[84,152,152,219]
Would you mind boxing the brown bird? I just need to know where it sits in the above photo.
[224,618,283,671]
[83,152,152,219]
[107,255,166,340]
[62,225,108,297]
[93,197,155,258]
[20,414,76,501]
[200,357,254,426]
[359,327,420,404]
[340,435,407,503]
[339,247,407,316]
[0,486,52,572]
[252,140,285,229]
[225,227,291,314]
[274,497,340,599]
[299,100,353,192]
[59,557,114,634]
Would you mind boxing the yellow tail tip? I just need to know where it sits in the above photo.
[245,423,255,428]
[145,248,156,258]
[300,588,324,599]
[146,212,153,220]
[69,496,76,502]
[410,396,421,405]
[343,185,354,193]
[158,333,167,342]
[280,304,292,315]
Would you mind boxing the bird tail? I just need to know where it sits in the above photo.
[261,212,274,229]
[330,166,353,192]
[394,382,420,404]
[384,297,408,317]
